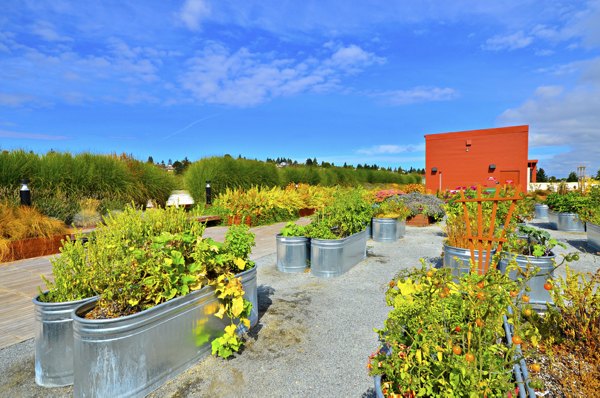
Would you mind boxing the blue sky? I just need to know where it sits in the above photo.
[1,1,599,177]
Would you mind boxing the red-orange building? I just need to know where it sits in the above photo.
[425,125,537,193]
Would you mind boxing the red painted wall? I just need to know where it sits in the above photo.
[425,125,529,192]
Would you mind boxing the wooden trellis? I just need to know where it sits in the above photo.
[455,185,522,274]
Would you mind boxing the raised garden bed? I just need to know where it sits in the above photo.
[405,213,436,227]
[276,234,310,273]
[442,244,496,277]
[556,212,585,232]
[310,229,367,278]
[587,222,600,253]
[371,218,405,242]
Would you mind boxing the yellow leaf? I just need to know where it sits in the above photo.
[416,349,422,364]
[204,302,219,315]
[233,257,246,270]
[437,352,443,361]
[241,318,250,328]
[231,297,244,317]
[215,304,226,319]
[224,324,237,336]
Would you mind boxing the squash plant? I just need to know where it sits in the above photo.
[369,263,543,397]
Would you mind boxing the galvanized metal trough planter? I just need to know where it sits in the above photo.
[498,252,555,311]
[371,218,405,243]
[533,203,548,221]
[311,229,367,278]
[587,222,600,253]
[442,244,496,277]
[556,212,585,232]
[276,234,310,273]
[33,294,97,387]
[72,266,257,398]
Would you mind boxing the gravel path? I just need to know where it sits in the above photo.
[1,222,597,398]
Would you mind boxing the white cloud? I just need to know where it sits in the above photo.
[0,93,36,107]
[357,144,425,155]
[483,31,533,51]
[372,87,458,106]
[31,21,72,42]
[178,0,211,31]
[498,57,600,176]
[179,43,383,106]
[0,129,67,140]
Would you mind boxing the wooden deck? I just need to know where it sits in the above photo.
[0,219,309,350]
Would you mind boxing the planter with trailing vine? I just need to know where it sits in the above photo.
[33,294,97,387]
[71,265,257,398]
[587,222,600,253]
[498,253,555,310]
[310,229,368,278]
[371,218,405,242]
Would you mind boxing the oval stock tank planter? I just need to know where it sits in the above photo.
[276,234,310,273]
[557,212,585,232]
[534,204,549,221]
[33,294,97,387]
[547,210,558,230]
[443,244,496,277]
[498,253,555,310]
[311,229,367,278]
[72,266,257,398]
[587,222,600,253]
[372,218,405,242]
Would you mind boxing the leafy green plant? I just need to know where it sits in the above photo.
[505,225,566,257]
[545,191,590,214]
[373,199,410,220]
[369,263,542,397]
[280,222,307,237]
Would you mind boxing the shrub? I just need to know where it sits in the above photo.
[395,192,445,220]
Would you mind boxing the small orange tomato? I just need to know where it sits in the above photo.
[465,352,475,362]
[523,308,532,317]
[512,335,523,345]
[426,270,434,278]
[388,280,396,288]
[476,291,485,300]
[475,318,484,327]
[510,290,518,298]
[452,345,462,355]
[543,282,553,291]
[454,325,461,332]
[522,295,530,303]
[477,281,485,289]
[530,363,541,373]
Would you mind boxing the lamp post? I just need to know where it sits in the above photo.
[205,181,212,205]
[20,179,31,206]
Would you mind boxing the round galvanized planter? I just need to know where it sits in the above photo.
[276,234,310,273]
[534,204,548,221]
[311,229,367,278]
[557,212,585,232]
[72,266,257,398]
[33,294,97,387]
[498,252,555,310]
[443,244,496,277]
[371,218,405,242]
[587,222,600,253]
[238,266,259,329]
[547,210,558,230]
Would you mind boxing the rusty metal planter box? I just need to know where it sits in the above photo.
[587,222,600,253]
[33,295,97,387]
[310,229,367,278]
[276,234,310,273]
[72,266,257,398]
[557,212,585,232]
[371,218,405,243]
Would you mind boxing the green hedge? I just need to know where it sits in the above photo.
[184,156,421,202]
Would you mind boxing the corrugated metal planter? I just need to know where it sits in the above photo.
[443,244,496,277]
[557,212,585,232]
[33,294,97,387]
[547,210,558,229]
[371,218,405,242]
[587,222,600,253]
[534,204,548,220]
[311,229,367,278]
[498,252,555,310]
[72,266,257,398]
[276,234,310,273]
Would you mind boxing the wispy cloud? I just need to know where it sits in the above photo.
[483,31,533,51]
[179,42,384,106]
[0,93,37,107]
[178,0,211,31]
[357,144,425,156]
[0,129,68,140]
[371,87,458,106]
[31,21,72,42]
